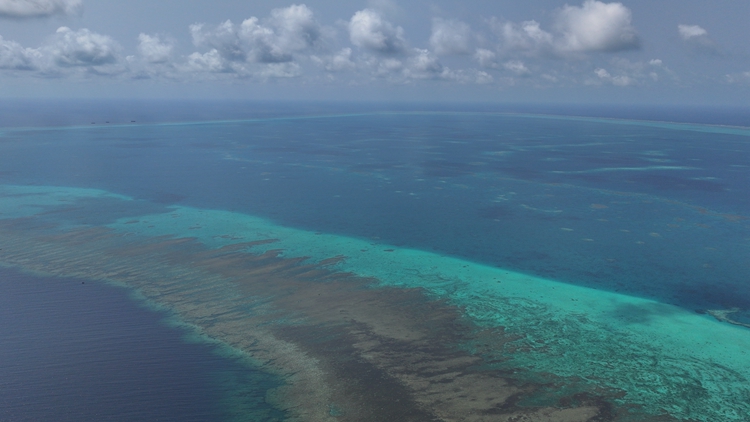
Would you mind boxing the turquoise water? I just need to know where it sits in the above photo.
[1,106,749,421]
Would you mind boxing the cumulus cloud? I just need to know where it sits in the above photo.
[0,0,81,18]
[497,20,554,54]
[137,34,173,64]
[678,24,719,55]
[190,4,322,66]
[0,1,666,89]
[678,24,707,40]
[348,8,406,54]
[473,70,493,84]
[269,4,322,52]
[374,49,499,85]
[503,60,530,76]
[407,48,445,78]
[255,62,301,79]
[473,48,497,68]
[0,35,40,69]
[0,26,120,74]
[556,0,639,53]
[593,67,634,86]
[492,1,639,57]
[312,47,356,72]
[430,18,472,55]
[587,58,674,87]
[184,49,226,73]
[358,46,463,83]
[373,56,403,76]
[168,6,324,81]
[49,26,119,67]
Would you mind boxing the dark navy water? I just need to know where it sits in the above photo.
[0,267,284,422]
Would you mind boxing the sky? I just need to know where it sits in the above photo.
[0,0,748,104]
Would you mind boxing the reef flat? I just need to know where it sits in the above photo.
[1,185,749,421]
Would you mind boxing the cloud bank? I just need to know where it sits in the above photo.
[0,26,119,74]
[0,0,81,18]
[50,27,118,67]
[0,1,696,91]
[190,4,321,66]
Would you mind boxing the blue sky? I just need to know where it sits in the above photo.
[1,0,748,104]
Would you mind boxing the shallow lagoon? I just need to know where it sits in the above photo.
[1,106,749,421]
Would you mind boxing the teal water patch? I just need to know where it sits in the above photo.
[504,112,750,137]
[550,165,701,174]
[102,197,750,421]
[4,184,750,421]
[0,185,128,220]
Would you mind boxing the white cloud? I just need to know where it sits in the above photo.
[371,48,497,85]
[255,62,301,79]
[678,24,707,40]
[677,24,719,55]
[587,58,675,87]
[137,34,173,64]
[313,47,356,72]
[473,70,493,84]
[190,4,323,65]
[593,67,634,86]
[503,60,530,76]
[0,26,122,75]
[493,1,639,57]
[430,18,472,56]
[49,27,119,67]
[0,35,40,69]
[0,0,81,18]
[267,4,322,53]
[348,8,406,54]
[185,49,227,73]
[407,48,445,78]
[725,71,750,85]
[556,0,639,53]
[374,57,403,75]
[473,48,497,68]
[360,47,463,83]
[496,19,554,54]
[0,2,673,90]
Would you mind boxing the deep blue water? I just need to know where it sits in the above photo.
[1,109,748,313]
[0,267,284,422]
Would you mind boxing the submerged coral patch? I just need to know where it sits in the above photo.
[1,185,750,421]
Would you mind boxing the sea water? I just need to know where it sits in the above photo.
[0,102,749,421]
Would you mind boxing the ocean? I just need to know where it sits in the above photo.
[0,101,748,421]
